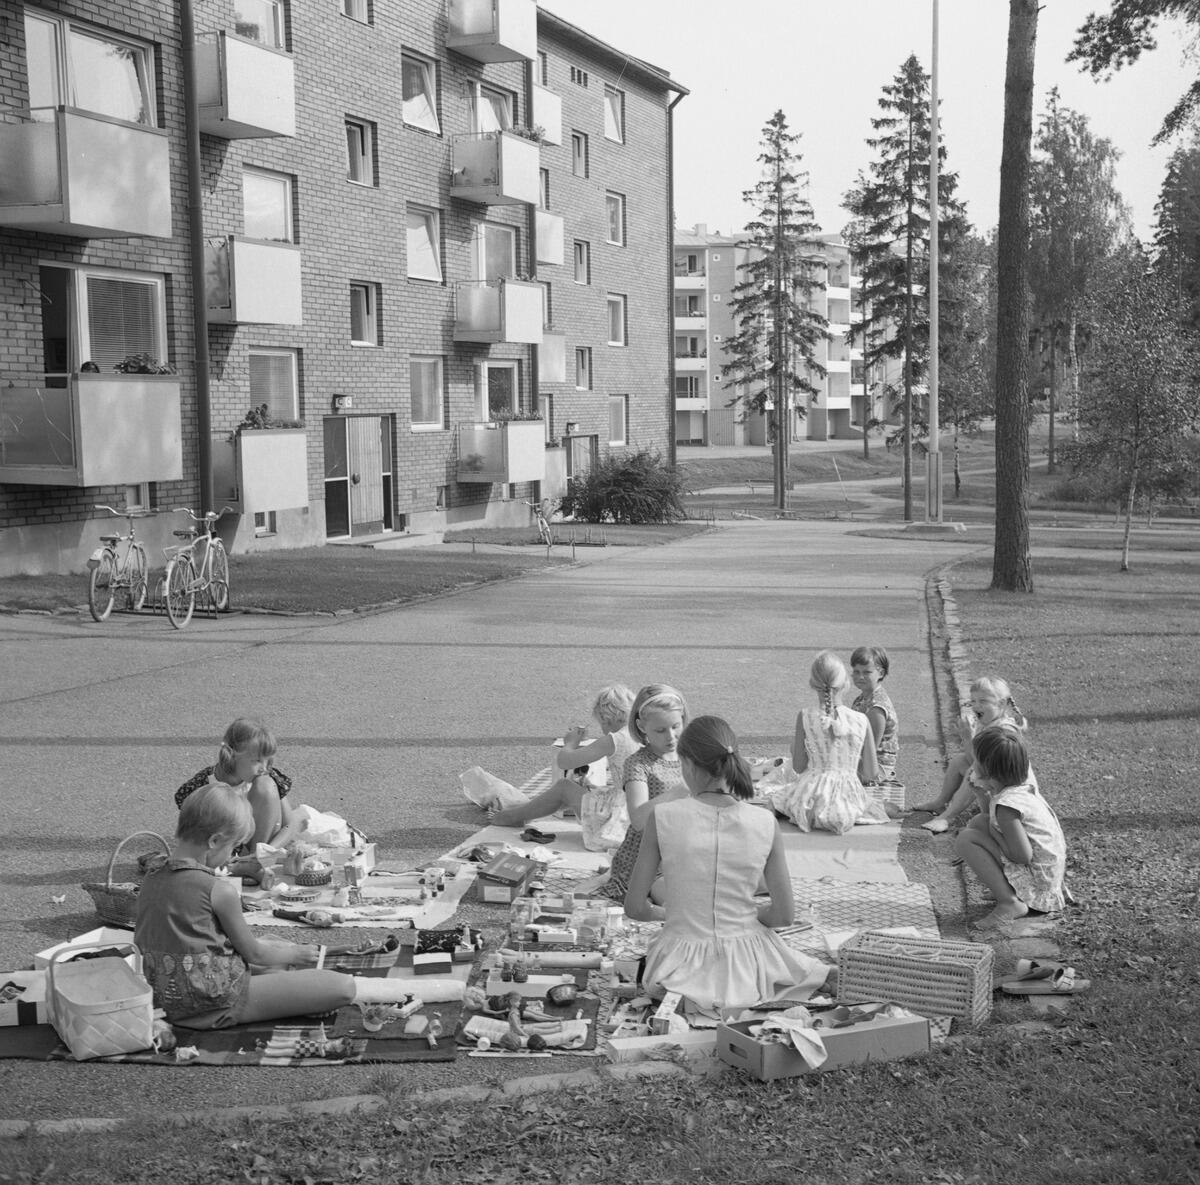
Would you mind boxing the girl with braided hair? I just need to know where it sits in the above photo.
[766,651,890,835]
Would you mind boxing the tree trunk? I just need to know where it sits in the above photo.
[1067,311,1080,443]
[1047,325,1057,474]
[1121,466,1137,572]
[954,429,961,497]
[903,116,915,522]
[991,0,1037,593]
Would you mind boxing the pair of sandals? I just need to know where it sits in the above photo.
[999,958,1090,996]
[520,826,556,845]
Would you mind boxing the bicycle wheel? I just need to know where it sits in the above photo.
[165,557,195,629]
[126,544,149,612]
[87,549,117,622]
[209,541,230,612]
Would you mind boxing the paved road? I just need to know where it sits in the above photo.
[0,519,968,1120]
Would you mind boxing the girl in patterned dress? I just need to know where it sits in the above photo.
[850,645,900,785]
[598,684,689,903]
[955,726,1067,930]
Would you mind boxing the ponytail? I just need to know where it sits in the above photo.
[214,741,237,783]
[678,716,754,801]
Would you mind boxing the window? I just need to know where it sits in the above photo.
[254,511,277,536]
[401,53,439,133]
[350,283,378,346]
[539,168,551,210]
[570,65,588,87]
[234,0,284,48]
[575,347,592,390]
[345,118,375,185]
[571,132,588,177]
[243,168,293,241]
[540,281,553,327]
[249,348,299,420]
[539,393,553,441]
[342,0,370,24]
[604,85,625,143]
[573,240,590,285]
[675,375,701,398]
[607,293,627,345]
[608,395,627,445]
[410,356,445,429]
[124,483,151,511]
[472,84,513,134]
[537,50,548,86]
[474,222,516,282]
[605,191,626,246]
[25,10,155,125]
[479,361,518,420]
[407,207,442,282]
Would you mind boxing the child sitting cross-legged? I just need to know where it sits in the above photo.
[135,785,460,1028]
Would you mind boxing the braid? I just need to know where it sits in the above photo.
[822,686,835,720]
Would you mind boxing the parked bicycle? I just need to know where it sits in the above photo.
[162,507,234,629]
[87,505,154,622]
[525,498,553,547]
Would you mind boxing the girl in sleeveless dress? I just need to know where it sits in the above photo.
[624,715,831,1016]
[769,651,890,835]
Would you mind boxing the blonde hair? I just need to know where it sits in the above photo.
[592,684,635,733]
[214,717,277,782]
[176,783,254,847]
[809,650,849,720]
[629,684,689,744]
[971,676,1027,731]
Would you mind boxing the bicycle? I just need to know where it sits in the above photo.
[162,507,235,629]
[525,498,553,547]
[87,505,154,622]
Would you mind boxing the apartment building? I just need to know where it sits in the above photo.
[0,0,685,575]
[673,225,886,447]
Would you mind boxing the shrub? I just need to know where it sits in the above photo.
[559,448,686,524]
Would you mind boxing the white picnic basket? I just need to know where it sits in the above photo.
[45,940,155,1059]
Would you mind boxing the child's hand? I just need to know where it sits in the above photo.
[564,725,589,748]
[956,711,975,746]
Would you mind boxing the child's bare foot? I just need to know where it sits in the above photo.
[912,800,945,813]
[921,817,951,833]
[973,901,1029,930]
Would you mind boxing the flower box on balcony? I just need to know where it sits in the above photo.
[196,31,296,139]
[457,419,546,484]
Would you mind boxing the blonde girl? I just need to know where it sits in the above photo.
[917,676,1029,833]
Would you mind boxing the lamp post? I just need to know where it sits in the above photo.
[925,0,942,523]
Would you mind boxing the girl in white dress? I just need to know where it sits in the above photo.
[624,715,830,1017]
[769,651,890,835]
[955,725,1067,929]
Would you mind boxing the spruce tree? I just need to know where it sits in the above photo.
[1153,133,1200,327]
[720,110,827,511]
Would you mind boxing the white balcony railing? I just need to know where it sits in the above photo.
[0,108,170,238]
[205,236,303,324]
[538,331,566,383]
[196,31,296,138]
[446,0,537,62]
[535,209,564,266]
[454,279,543,344]
[450,131,540,206]
[457,419,546,484]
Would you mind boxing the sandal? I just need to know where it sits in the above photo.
[521,827,556,845]
[1000,959,1090,995]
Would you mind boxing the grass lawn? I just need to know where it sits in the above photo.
[5,554,1195,1182]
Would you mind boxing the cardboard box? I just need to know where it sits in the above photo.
[33,928,136,970]
[606,1029,717,1064]
[412,952,453,976]
[477,874,534,904]
[717,1013,930,1081]
[650,991,684,1035]
[0,970,50,1027]
[479,851,537,886]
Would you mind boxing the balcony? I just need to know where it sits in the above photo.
[213,427,309,513]
[0,108,170,238]
[450,132,540,206]
[535,209,564,266]
[673,270,706,290]
[457,419,546,484]
[454,279,543,344]
[0,374,182,486]
[673,313,705,330]
[531,84,562,146]
[675,394,708,411]
[446,0,536,62]
[205,236,303,325]
[538,331,566,383]
[196,31,296,138]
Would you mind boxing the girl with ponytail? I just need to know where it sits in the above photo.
[766,652,890,835]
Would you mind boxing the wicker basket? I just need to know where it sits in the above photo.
[277,887,320,905]
[837,930,994,1025]
[46,940,154,1059]
[294,868,333,887]
[82,831,171,927]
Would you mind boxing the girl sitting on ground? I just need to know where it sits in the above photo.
[597,684,689,902]
[625,715,831,1016]
[955,726,1067,930]
[768,652,890,835]
[849,644,901,787]
[487,684,638,850]
[134,785,454,1028]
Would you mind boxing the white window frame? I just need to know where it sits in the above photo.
[608,395,628,445]
[539,168,551,210]
[473,222,517,282]
[540,281,552,327]
[575,347,592,390]
[350,282,378,346]
[571,131,588,177]
[604,85,625,144]
[407,206,443,282]
[248,347,299,420]
[606,293,627,346]
[472,83,513,134]
[342,0,370,24]
[409,355,445,431]
[537,50,548,86]
[242,167,294,242]
[234,0,285,48]
[573,240,590,285]
[477,360,519,421]
[538,393,553,442]
[63,266,168,372]
[346,117,375,186]
[605,191,626,246]
[401,52,440,134]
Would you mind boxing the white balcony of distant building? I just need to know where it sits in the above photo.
[450,131,539,205]
[531,83,562,146]
[825,373,852,410]
[536,209,564,265]
[673,266,706,290]
[457,419,545,483]
[205,236,303,325]
[446,0,536,62]
[674,394,708,411]
[195,31,296,138]
[674,350,707,372]
[826,284,851,302]
[0,373,182,486]
[538,331,566,383]
[454,279,543,344]
[674,314,706,331]
[0,108,170,238]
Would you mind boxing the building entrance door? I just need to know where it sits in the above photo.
[323,415,392,537]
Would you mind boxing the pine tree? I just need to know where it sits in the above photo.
[843,55,969,521]
[1153,133,1200,326]
[720,110,827,511]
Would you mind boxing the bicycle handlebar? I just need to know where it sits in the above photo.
[173,506,237,524]
[94,504,154,520]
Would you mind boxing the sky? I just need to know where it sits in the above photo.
[541,0,1196,244]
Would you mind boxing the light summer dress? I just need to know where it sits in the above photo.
[987,781,1067,912]
[641,797,829,1014]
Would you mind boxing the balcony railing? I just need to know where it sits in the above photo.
[450,131,540,205]
[673,265,706,277]
[196,31,296,138]
[674,349,707,359]
[457,419,546,484]
[0,108,170,238]
[446,0,536,62]
[0,374,182,486]
[538,331,566,384]
[454,279,543,344]
[205,235,303,324]
[213,426,309,513]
